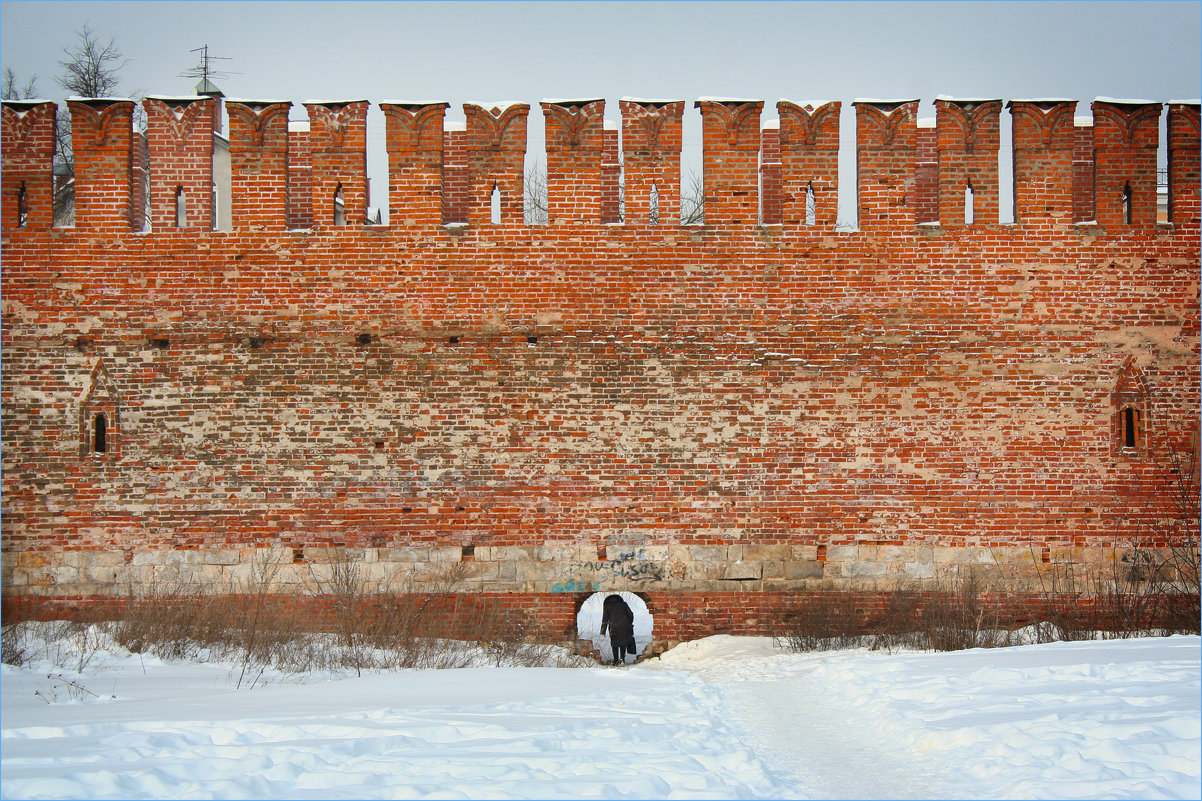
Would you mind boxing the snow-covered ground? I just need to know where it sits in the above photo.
[2,628,1198,799]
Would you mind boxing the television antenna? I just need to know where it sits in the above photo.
[179,45,238,86]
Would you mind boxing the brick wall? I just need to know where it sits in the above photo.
[2,95,1198,646]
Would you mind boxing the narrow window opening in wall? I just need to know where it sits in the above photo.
[1122,182,1132,225]
[93,413,107,454]
[17,184,28,227]
[490,183,502,224]
[964,181,975,225]
[649,184,660,225]
[333,183,346,226]
[805,182,816,226]
[174,186,186,228]
[211,179,219,231]
[1123,406,1139,450]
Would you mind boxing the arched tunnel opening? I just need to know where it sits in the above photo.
[575,591,654,664]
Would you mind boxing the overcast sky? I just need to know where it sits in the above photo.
[2,1,1199,223]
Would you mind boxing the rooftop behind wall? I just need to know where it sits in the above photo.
[3,95,1198,235]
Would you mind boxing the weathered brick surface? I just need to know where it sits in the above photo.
[1,101,57,230]
[619,99,683,226]
[143,96,216,231]
[2,94,1198,642]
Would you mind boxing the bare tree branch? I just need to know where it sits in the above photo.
[56,24,127,98]
[680,169,706,225]
[524,162,548,225]
[46,26,132,225]
[2,67,39,100]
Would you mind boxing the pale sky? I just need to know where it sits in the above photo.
[3,1,1199,223]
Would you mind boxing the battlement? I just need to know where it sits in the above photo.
[2,91,1199,641]
[4,95,1198,234]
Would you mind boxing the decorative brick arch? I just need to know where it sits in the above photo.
[1112,359,1150,457]
[79,360,121,459]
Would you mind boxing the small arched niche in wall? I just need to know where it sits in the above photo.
[1112,359,1150,457]
[79,361,120,459]
[576,591,653,664]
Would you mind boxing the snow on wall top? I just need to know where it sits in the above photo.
[934,95,1002,103]
[464,101,526,111]
[1094,96,1158,104]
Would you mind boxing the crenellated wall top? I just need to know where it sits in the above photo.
[2,95,1198,234]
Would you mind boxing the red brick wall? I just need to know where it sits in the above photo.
[227,101,290,230]
[1,101,57,230]
[143,97,215,231]
[465,103,528,225]
[383,103,448,228]
[777,101,840,228]
[67,99,135,231]
[934,98,1002,227]
[759,125,781,226]
[855,100,919,229]
[914,124,939,224]
[543,99,605,225]
[287,127,312,229]
[696,99,762,225]
[2,95,1198,640]
[1073,123,1096,223]
[620,100,683,226]
[305,101,369,228]
[1009,100,1076,228]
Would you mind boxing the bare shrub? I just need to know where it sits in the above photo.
[305,549,375,674]
[38,551,586,677]
[777,587,929,653]
[0,620,112,672]
[1140,447,1200,634]
[778,573,1022,655]
[776,591,867,653]
[915,571,1016,652]
[112,583,229,659]
[1024,447,1200,641]
[34,672,109,704]
[1,623,28,667]
[109,553,302,687]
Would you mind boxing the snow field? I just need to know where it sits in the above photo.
[649,635,1202,799]
[2,627,1198,799]
[2,653,776,799]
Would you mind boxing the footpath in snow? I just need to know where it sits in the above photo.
[2,630,1199,799]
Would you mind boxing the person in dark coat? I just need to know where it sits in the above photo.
[599,594,636,665]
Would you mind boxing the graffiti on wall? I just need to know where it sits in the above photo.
[550,548,688,592]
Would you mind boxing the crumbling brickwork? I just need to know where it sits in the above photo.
[2,94,1198,647]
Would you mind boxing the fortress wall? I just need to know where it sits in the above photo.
[2,94,1198,642]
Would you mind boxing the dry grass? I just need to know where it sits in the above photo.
[9,553,591,680]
